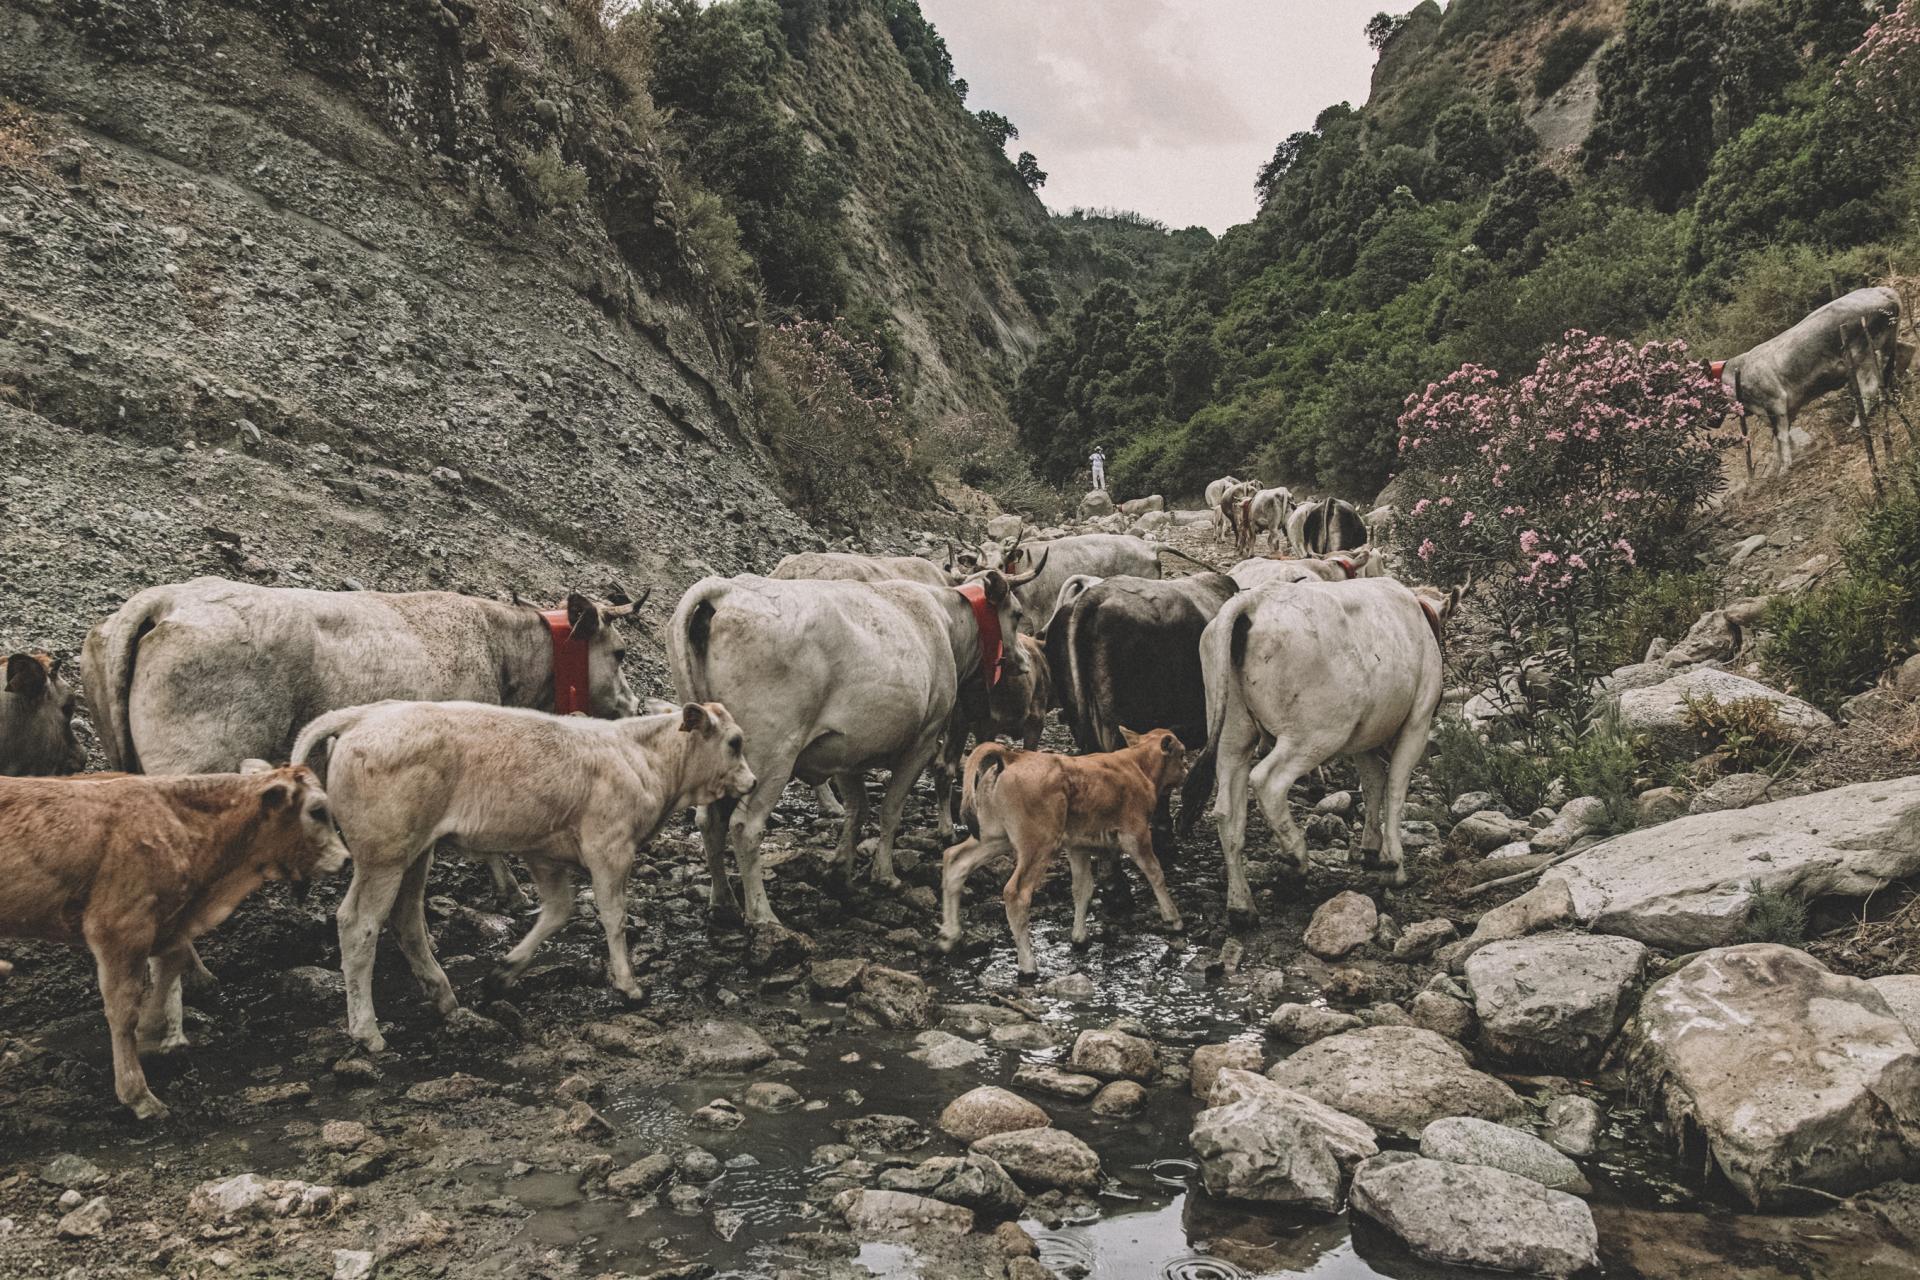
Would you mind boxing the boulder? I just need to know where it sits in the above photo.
[1449,791,1502,821]
[1266,1003,1363,1045]
[1304,891,1377,959]
[1011,1063,1101,1100]
[808,958,868,997]
[938,1087,1050,1144]
[833,1188,973,1236]
[1465,934,1648,1070]
[1265,1027,1522,1137]
[1349,1153,1599,1278]
[1687,771,1775,814]
[742,1082,802,1113]
[909,1030,986,1071]
[1439,880,1576,970]
[877,1155,1025,1219]
[671,1021,775,1074]
[1729,533,1768,566]
[1529,796,1609,855]
[1091,1081,1147,1116]
[1130,510,1172,535]
[986,513,1025,542]
[1189,1073,1379,1210]
[1420,1117,1589,1194]
[1504,776,1920,950]
[1118,495,1165,515]
[1896,654,1920,698]
[1079,490,1115,517]
[1614,668,1830,757]
[1069,1028,1156,1081]
[1604,662,1674,695]
[189,1174,335,1222]
[1871,975,1920,1041]
[971,1128,1102,1192]
[41,1155,106,1190]
[1661,609,1739,668]
[1633,786,1688,826]
[1408,990,1474,1041]
[1393,918,1457,961]
[851,966,930,1029]
[1189,1042,1264,1099]
[1543,1096,1602,1158]
[1452,810,1531,853]
[606,1154,674,1198]
[55,1197,110,1240]
[1629,945,1920,1207]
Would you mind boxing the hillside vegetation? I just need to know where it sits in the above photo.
[1010,0,1917,503]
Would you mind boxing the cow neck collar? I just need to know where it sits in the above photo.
[1417,598,1446,651]
[955,582,1005,688]
[1330,556,1358,579]
[540,610,593,716]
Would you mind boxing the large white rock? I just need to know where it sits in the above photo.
[938,1087,1050,1144]
[1465,933,1648,1070]
[1491,776,1920,951]
[1627,944,1920,1208]
[1069,1028,1156,1081]
[1420,1117,1589,1194]
[1189,1070,1378,1210]
[1350,1153,1599,1278]
[1871,975,1920,1042]
[1303,891,1378,958]
[1264,1027,1522,1137]
[1614,667,1830,757]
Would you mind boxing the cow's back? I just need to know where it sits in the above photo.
[1015,535,1159,632]
[1233,579,1440,738]
[1070,575,1232,748]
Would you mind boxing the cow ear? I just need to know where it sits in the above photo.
[260,778,298,812]
[1119,725,1141,746]
[1161,734,1179,755]
[5,653,48,697]
[680,703,712,734]
[566,592,602,642]
[239,758,274,776]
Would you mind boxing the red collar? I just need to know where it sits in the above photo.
[1417,598,1446,650]
[956,583,1005,688]
[1710,359,1727,379]
[540,610,593,716]
[1331,556,1358,579]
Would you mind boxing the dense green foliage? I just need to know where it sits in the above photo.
[1533,23,1607,99]
[1010,0,1917,504]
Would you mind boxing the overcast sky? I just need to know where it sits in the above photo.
[919,0,1382,233]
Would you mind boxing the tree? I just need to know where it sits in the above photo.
[1581,0,1723,209]
[1366,11,1405,50]
[1471,159,1572,262]
[1015,151,1048,190]
[1255,130,1319,205]
[975,110,1019,150]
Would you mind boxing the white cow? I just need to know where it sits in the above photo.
[292,699,755,1052]
[1001,534,1214,634]
[771,551,956,588]
[1285,499,1369,559]
[668,566,1039,927]
[1202,577,1457,921]
[1205,476,1246,536]
[1245,487,1296,553]
[1226,550,1369,591]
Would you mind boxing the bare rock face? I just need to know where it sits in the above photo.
[1189,1070,1378,1210]
[1872,975,1920,1042]
[1264,1027,1522,1138]
[1349,1153,1599,1278]
[1626,944,1920,1208]
[1465,933,1648,1071]
[1614,668,1830,758]
[1304,891,1378,959]
[1497,776,1920,951]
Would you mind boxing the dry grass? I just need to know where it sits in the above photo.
[1809,887,1920,980]
[0,100,54,180]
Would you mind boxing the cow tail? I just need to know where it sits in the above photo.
[670,580,725,704]
[1065,591,1104,751]
[1156,546,1215,573]
[290,705,377,778]
[1202,598,1252,772]
[79,586,172,772]
[961,746,1009,837]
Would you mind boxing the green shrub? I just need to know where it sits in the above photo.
[1597,568,1722,670]
[1426,713,1556,814]
[1559,709,1647,834]
[1535,24,1607,99]
[513,144,590,209]
[1681,692,1802,772]
[1739,882,1808,945]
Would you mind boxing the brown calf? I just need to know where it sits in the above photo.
[937,728,1189,979]
[0,766,349,1118]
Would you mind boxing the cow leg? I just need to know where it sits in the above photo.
[832,769,870,885]
[814,781,845,819]
[1352,751,1390,864]
[1065,846,1095,948]
[931,718,967,839]
[91,941,163,1119]
[1249,744,1309,875]
[1002,835,1059,980]
[482,853,530,909]
[698,798,744,925]
[1119,825,1183,934]
[1177,745,1218,837]
[729,761,796,927]
[337,855,416,1054]
[496,857,578,984]
[869,734,943,889]
[1772,408,1794,473]
[390,849,458,1018]
[1212,706,1263,927]
[938,834,1012,952]
[582,839,643,1002]
[136,943,194,1056]
[1379,716,1435,889]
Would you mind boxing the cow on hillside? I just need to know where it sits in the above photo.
[1,652,85,777]
[668,564,1042,927]
[1721,286,1905,474]
[1202,577,1458,922]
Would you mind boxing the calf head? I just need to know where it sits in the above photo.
[248,764,351,881]
[1,652,85,776]
[565,589,648,718]
[1120,726,1188,793]
[679,702,757,805]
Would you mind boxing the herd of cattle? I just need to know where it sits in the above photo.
[0,507,1450,1116]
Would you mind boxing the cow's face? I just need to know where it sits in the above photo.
[0,652,85,776]
[255,766,351,880]
[566,592,642,718]
[680,702,756,805]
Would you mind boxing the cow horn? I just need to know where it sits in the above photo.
[1002,548,1049,587]
[607,580,637,607]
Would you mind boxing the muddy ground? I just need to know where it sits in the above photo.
[4,742,1918,1280]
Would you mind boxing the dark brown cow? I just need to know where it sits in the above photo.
[0,652,85,777]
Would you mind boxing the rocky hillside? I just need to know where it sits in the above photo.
[0,0,1034,683]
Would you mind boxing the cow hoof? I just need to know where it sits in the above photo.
[1015,969,1039,985]
[870,873,903,892]
[1226,906,1260,930]
[130,1094,170,1122]
[1165,919,1186,936]
[709,899,747,930]
[482,969,518,998]
[616,984,648,1006]
[936,933,958,955]
[356,1029,389,1055]
[1069,934,1092,951]
[137,1034,191,1058]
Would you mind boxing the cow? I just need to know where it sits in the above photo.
[669,564,1042,927]
[1227,549,1371,592]
[0,765,348,1117]
[771,551,955,588]
[931,633,1053,834]
[1721,286,1904,474]
[1285,498,1368,559]
[1041,574,1104,728]
[936,729,1189,979]
[292,699,755,1053]
[1202,577,1458,922]
[81,577,643,906]
[1,652,85,776]
[1245,487,1296,553]
[999,534,1212,634]
[1218,480,1261,548]
[1204,475,1244,536]
[1055,574,1238,844]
